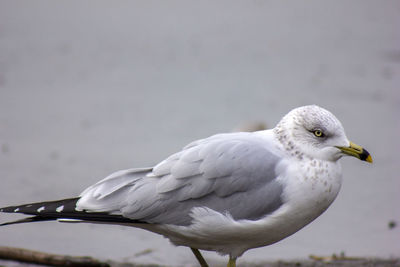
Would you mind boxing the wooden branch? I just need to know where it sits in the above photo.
[0,246,110,267]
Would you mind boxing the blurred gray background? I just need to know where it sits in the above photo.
[0,1,399,266]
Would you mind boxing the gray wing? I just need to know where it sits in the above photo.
[77,131,285,225]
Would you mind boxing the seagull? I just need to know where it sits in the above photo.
[0,105,372,267]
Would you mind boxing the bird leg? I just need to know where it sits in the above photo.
[227,257,236,267]
[190,247,209,267]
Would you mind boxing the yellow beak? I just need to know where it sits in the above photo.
[336,142,373,163]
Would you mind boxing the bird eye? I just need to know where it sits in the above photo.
[313,129,325,138]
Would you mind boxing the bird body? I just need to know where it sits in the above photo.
[0,105,372,266]
[131,130,343,259]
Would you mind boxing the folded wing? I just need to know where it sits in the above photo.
[77,131,285,226]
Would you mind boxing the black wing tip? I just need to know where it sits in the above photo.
[0,216,55,226]
[0,198,80,226]
[0,198,80,215]
[1,198,147,226]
